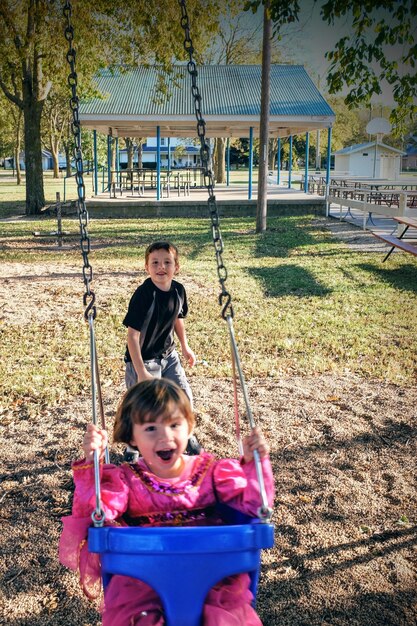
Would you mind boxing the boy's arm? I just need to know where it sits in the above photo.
[174,318,196,366]
[127,326,154,381]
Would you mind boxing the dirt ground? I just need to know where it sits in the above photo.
[0,220,416,626]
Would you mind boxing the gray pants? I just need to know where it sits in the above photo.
[125,349,193,409]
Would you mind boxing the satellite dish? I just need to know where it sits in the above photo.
[366,117,392,139]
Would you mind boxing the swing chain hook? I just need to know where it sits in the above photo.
[178,0,233,321]
[64,1,96,321]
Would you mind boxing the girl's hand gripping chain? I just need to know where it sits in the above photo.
[83,423,108,462]
[242,426,270,463]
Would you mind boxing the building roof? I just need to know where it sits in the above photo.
[334,141,405,156]
[80,65,335,138]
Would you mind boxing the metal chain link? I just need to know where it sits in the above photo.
[178,1,272,522]
[63,1,96,321]
[178,0,233,320]
[63,1,106,526]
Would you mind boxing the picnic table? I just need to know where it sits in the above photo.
[108,167,205,198]
[373,215,417,261]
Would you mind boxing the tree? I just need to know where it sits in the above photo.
[256,0,272,233]
[260,0,416,134]
[202,0,265,184]
[0,0,221,214]
[0,94,20,181]
[42,90,72,178]
[323,0,416,134]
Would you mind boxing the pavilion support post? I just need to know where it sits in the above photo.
[226,138,230,187]
[115,138,119,185]
[326,127,332,186]
[167,138,171,171]
[276,138,281,185]
[157,126,161,201]
[248,127,254,200]
[325,126,332,216]
[107,135,111,191]
[93,130,98,196]
[304,132,309,193]
[288,135,293,189]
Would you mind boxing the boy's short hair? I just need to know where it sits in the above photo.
[145,241,179,265]
[113,378,195,445]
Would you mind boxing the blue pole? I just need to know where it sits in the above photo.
[167,137,171,171]
[304,132,309,193]
[107,135,111,191]
[326,127,332,185]
[277,138,281,185]
[226,138,230,187]
[157,126,161,201]
[288,135,293,189]
[248,127,253,200]
[116,138,119,183]
[93,130,98,196]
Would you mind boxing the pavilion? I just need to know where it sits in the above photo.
[79,64,335,200]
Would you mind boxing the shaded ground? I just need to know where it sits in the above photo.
[0,219,416,625]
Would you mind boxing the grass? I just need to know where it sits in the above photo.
[1,205,417,413]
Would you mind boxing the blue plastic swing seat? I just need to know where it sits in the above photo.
[88,505,274,626]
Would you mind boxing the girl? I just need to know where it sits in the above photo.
[59,379,274,625]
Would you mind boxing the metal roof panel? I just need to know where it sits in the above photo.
[81,65,335,119]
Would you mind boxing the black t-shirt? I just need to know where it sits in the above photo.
[123,277,188,361]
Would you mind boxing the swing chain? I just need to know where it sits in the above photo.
[63,1,96,321]
[178,0,233,320]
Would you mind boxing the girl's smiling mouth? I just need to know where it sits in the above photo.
[156,449,175,461]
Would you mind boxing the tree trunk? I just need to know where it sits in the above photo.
[268,138,277,172]
[64,143,72,178]
[256,1,272,233]
[14,110,22,186]
[211,139,217,177]
[125,138,134,169]
[215,138,226,183]
[51,138,60,178]
[23,98,45,214]
[137,140,143,168]
[14,145,21,185]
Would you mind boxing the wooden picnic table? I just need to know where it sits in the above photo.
[373,215,417,261]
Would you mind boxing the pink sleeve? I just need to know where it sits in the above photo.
[59,460,130,599]
[71,459,129,520]
[213,456,275,518]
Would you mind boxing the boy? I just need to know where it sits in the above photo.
[123,241,200,460]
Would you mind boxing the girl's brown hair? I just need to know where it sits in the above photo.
[113,379,194,445]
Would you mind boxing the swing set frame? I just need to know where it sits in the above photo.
[63,1,274,624]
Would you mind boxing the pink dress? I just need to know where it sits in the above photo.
[59,451,274,626]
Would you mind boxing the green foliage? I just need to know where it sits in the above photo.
[321,0,417,135]
[0,0,222,212]
[253,0,416,136]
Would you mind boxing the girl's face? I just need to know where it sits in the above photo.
[130,407,190,479]
[145,249,178,291]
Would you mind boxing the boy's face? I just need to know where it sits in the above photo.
[145,249,178,291]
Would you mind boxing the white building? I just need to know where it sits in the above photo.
[118,138,200,169]
[333,141,405,179]
[4,150,67,171]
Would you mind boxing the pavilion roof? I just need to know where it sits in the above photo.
[80,65,335,138]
